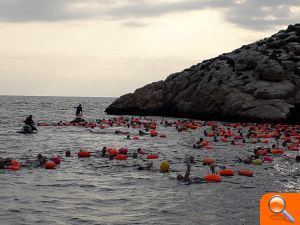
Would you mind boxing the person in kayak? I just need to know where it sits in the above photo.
[24,115,37,131]
[74,104,83,116]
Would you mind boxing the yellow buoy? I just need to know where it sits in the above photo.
[160,161,170,172]
[252,159,263,165]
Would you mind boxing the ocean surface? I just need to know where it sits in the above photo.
[0,95,299,225]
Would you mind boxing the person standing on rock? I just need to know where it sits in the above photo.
[74,104,83,117]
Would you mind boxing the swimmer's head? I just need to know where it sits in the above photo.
[177,174,184,180]
[37,153,42,160]
[190,156,195,163]
[65,150,71,157]
[132,152,138,159]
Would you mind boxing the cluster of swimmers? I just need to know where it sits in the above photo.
[14,105,300,185]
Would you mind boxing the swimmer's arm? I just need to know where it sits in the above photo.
[184,160,191,181]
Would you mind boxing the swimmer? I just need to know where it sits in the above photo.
[65,150,71,157]
[177,156,193,182]
[101,146,107,157]
[132,152,138,159]
[74,104,83,116]
[138,130,147,136]
[126,135,131,140]
[138,162,153,170]
[0,158,12,169]
[235,156,251,164]
[137,148,145,154]
[189,156,195,164]
[115,130,121,134]
[37,154,47,167]
[213,135,218,142]
[177,156,205,184]
[198,137,204,144]
[282,141,287,147]
[210,163,216,174]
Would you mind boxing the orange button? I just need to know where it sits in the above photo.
[261,193,300,225]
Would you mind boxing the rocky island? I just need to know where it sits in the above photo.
[106,24,300,122]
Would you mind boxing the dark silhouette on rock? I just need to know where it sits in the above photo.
[106,24,300,122]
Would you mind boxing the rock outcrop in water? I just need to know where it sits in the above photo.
[106,24,300,122]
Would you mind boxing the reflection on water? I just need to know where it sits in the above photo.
[0,96,299,225]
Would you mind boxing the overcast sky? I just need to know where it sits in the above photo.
[0,0,299,97]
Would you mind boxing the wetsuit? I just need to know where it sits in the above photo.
[75,105,82,116]
[24,117,34,126]
[24,117,36,130]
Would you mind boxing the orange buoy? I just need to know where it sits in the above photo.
[45,161,56,169]
[257,150,267,156]
[8,166,20,171]
[288,146,298,151]
[150,130,158,137]
[204,174,222,182]
[271,149,284,154]
[221,137,228,143]
[115,154,128,160]
[207,133,214,137]
[202,157,215,165]
[133,136,140,140]
[149,123,156,129]
[8,160,21,170]
[262,139,269,144]
[219,169,234,176]
[10,160,20,167]
[201,141,209,146]
[238,170,253,177]
[78,151,91,157]
[147,154,159,159]
[108,149,118,156]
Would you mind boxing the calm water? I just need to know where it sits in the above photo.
[0,96,299,225]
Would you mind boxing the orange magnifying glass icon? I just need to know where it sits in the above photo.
[269,195,295,223]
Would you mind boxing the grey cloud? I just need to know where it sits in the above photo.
[0,0,298,30]
[0,0,71,22]
[122,21,147,28]
[105,0,234,18]
[225,0,300,30]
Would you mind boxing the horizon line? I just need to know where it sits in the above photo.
[0,94,118,98]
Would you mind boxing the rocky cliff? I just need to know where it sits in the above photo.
[106,24,300,122]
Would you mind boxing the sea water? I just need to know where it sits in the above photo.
[0,95,299,225]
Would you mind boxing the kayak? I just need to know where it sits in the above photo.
[17,130,37,134]
[17,124,37,134]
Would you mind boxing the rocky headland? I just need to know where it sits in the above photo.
[106,24,300,122]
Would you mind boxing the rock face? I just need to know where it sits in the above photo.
[106,24,300,122]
